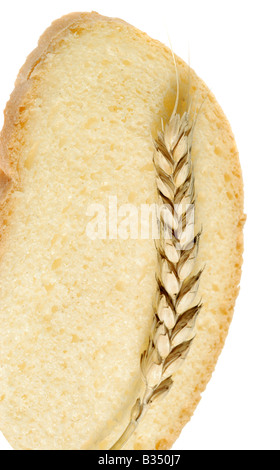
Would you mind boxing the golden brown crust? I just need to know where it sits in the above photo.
[166,158,245,448]
[0,12,245,450]
[124,92,245,450]
[0,12,129,197]
[0,13,95,188]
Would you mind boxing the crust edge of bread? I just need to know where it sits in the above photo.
[0,11,245,450]
[0,12,104,190]
[153,237,245,450]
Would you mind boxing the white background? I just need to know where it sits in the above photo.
[0,0,279,451]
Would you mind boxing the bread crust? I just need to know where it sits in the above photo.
[0,12,103,191]
[0,12,245,450]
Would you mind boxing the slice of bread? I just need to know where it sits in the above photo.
[0,12,245,450]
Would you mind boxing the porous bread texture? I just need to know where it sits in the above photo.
[0,13,245,450]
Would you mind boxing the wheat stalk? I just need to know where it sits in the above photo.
[110,108,202,450]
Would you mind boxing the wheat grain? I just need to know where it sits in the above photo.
[110,109,202,450]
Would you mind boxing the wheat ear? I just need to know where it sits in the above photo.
[110,110,202,450]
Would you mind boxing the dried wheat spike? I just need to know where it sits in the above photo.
[110,110,202,450]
